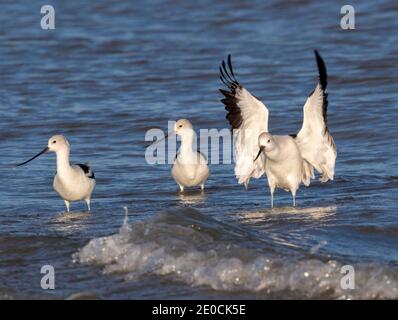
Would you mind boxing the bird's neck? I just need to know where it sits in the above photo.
[56,149,72,176]
[265,146,280,161]
[180,131,196,155]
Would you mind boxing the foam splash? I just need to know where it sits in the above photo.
[73,208,398,299]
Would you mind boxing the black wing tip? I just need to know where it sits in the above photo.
[314,50,327,90]
[218,54,244,130]
[219,53,240,90]
[313,50,329,127]
[314,50,323,64]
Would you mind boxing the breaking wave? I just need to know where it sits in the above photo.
[73,208,398,299]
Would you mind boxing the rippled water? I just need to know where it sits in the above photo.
[0,0,397,299]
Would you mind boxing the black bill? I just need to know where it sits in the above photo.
[148,132,171,148]
[254,146,264,162]
[16,147,49,167]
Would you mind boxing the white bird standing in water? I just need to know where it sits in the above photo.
[156,119,210,192]
[219,51,336,207]
[16,135,96,212]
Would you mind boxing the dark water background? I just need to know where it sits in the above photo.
[0,0,397,299]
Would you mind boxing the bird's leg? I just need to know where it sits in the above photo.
[179,185,184,192]
[64,200,70,213]
[200,184,205,191]
[270,191,274,209]
[268,183,276,209]
[85,198,91,211]
[292,191,296,207]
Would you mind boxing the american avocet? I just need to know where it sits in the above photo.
[219,51,336,207]
[16,135,96,212]
[155,119,210,192]
[171,119,210,192]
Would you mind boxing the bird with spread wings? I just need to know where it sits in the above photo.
[219,51,336,204]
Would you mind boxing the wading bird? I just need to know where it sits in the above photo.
[16,135,96,212]
[155,119,210,192]
[219,51,336,207]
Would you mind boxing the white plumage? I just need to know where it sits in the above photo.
[17,135,96,212]
[171,119,210,192]
[220,51,336,207]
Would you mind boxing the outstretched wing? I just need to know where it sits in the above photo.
[75,163,95,179]
[294,50,336,183]
[219,54,269,187]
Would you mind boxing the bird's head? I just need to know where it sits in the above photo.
[16,135,70,167]
[47,135,70,153]
[254,132,276,161]
[174,119,193,136]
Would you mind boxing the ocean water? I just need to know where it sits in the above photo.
[0,0,397,299]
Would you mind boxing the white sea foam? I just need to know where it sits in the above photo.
[73,209,398,299]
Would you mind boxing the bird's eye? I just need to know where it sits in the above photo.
[267,140,270,143]
[53,140,57,144]
[179,125,183,128]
